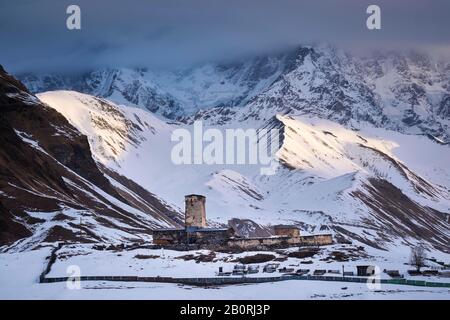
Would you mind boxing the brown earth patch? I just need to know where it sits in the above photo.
[288,248,320,259]
[236,253,276,264]
[134,254,160,259]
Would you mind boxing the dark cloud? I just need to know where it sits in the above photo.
[1,0,449,73]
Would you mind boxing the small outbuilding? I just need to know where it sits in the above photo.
[356,265,375,276]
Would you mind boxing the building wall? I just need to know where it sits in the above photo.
[298,234,333,246]
[153,228,233,246]
[274,226,300,238]
[153,229,186,245]
[227,234,333,250]
[153,232,332,249]
[187,230,230,245]
[185,195,206,228]
[228,237,287,250]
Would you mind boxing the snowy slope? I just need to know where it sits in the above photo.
[38,91,450,253]
[0,68,182,252]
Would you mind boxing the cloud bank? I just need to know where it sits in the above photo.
[1,0,449,73]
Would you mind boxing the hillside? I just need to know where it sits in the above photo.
[38,90,450,253]
[0,67,182,252]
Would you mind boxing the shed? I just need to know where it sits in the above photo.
[356,265,375,276]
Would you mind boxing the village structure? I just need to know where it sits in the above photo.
[152,194,333,250]
[38,197,447,285]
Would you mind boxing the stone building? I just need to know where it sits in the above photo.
[356,265,376,276]
[151,228,186,246]
[153,194,232,246]
[185,194,206,228]
[274,225,300,237]
[152,194,333,250]
[227,234,333,251]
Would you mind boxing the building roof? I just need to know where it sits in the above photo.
[152,228,185,233]
[186,226,228,233]
[273,224,298,229]
[153,227,229,233]
[184,194,206,198]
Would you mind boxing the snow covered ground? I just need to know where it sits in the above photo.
[1,246,448,300]
[43,244,449,281]
[4,279,450,300]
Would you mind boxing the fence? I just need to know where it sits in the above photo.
[39,243,64,283]
[40,273,450,288]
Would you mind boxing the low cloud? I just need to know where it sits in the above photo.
[1,0,449,73]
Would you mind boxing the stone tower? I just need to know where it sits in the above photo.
[185,194,206,228]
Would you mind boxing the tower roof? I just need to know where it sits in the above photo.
[185,194,206,198]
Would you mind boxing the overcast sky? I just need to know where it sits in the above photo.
[1,0,449,73]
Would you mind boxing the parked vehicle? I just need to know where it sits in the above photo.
[232,264,246,275]
[385,270,403,278]
[296,269,310,275]
[263,263,280,273]
[327,270,340,274]
[407,270,422,276]
[247,265,260,274]
[422,270,439,276]
[278,267,294,273]
[313,269,326,276]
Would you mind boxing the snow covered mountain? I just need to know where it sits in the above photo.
[20,46,450,142]
[5,45,450,254]
[19,52,293,119]
[38,90,450,253]
[0,67,182,252]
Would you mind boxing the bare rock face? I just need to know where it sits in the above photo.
[0,67,181,250]
[1,69,117,197]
